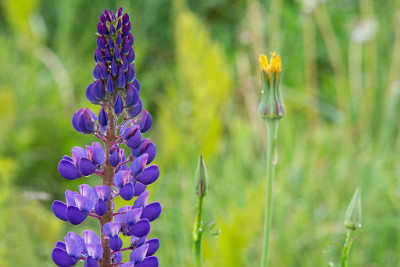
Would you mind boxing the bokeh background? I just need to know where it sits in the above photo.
[0,0,399,266]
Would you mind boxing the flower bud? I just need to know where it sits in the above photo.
[258,52,285,121]
[194,155,209,197]
[344,186,362,230]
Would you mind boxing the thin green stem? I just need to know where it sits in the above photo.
[261,119,280,267]
[341,229,354,267]
[193,196,204,267]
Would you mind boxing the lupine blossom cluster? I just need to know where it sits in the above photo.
[51,8,160,267]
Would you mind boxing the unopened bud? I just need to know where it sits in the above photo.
[194,155,209,197]
[344,186,362,230]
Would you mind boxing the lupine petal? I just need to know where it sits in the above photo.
[95,49,103,64]
[109,235,123,251]
[125,63,135,83]
[113,251,122,263]
[117,66,125,88]
[117,19,122,31]
[136,165,160,185]
[110,22,115,34]
[66,206,87,225]
[98,105,109,128]
[94,185,111,202]
[109,149,120,167]
[100,62,108,79]
[86,142,105,166]
[131,139,150,158]
[64,235,81,258]
[103,222,122,237]
[116,32,122,45]
[94,199,107,216]
[56,241,67,250]
[79,157,96,176]
[105,48,112,62]
[52,201,68,221]
[126,130,142,149]
[135,256,158,267]
[124,83,139,107]
[129,219,150,237]
[115,46,121,61]
[74,194,94,213]
[126,99,142,118]
[146,238,159,256]
[83,230,101,245]
[94,79,106,101]
[86,243,104,260]
[119,263,135,267]
[127,47,135,64]
[122,13,129,24]
[133,182,147,196]
[125,207,143,225]
[52,248,78,267]
[86,82,99,104]
[130,244,149,263]
[98,36,106,50]
[136,110,152,133]
[141,202,161,222]
[133,191,149,209]
[108,36,114,49]
[67,232,85,252]
[130,154,148,175]
[79,184,98,204]
[121,54,129,71]
[122,38,130,54]
[58,160,81,180]
[106,74,115,94]
[114,170,132,188]
[93,64,101,80]
[132,78,140,91]
[144,142,156,164]
[116,7,123,17]
[111,58,118,76]
[123,125,140,140]
[114,92,123,115]
[72,146,87,166]
[65,190,76,206]
[120,183,134,200]
[84,256,98,267]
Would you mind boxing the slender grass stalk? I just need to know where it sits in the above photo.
[258,53,285,267]
[341,229,354,267]
[261,119,279,267]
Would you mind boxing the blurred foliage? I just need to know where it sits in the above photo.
[0,0,399,266]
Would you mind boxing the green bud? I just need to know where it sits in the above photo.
[344,186,362,230]
[194,155,209,197]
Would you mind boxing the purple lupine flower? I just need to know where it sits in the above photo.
[52,8,160,267]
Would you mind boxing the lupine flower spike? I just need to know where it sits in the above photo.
[51,8,161,267]
[258,52,285,267]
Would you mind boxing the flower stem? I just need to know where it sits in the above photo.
[193,196,204,267]
[261,119,280,267]
[341,229,354,267]
[100,108,117,267]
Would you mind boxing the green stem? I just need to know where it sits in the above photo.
[193,196,204,267]
[341,229,354,267]
[261,119,280,267]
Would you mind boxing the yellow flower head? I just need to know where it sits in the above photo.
[258,54,269,73]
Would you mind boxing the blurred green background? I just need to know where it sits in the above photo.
[0,0,399,266]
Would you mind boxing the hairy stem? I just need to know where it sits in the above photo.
[100,108,117,267]
[261,119,279,267]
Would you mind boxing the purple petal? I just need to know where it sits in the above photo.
[123,125,140,140]
[122,13,129,24]
[136,256,158,267]
[79,184,97,203]
[109,235,123,251]
[83,230,101,245]
[141,202,161,222]
[109,149,120,167]
[94,199,107,216]
[94,79,106,101]
[66,206,87,225]
[126,99,142,118]
[74,194,94,213]
[94,185,111,202]
[114,46,121,61]
[113,251,122,263]
[65,235,82,258]
[84,256,98,267]
[131,139,150,158]
[125,63,135,83]
[120,263,135,267]
[129,219,150,237]
[133,191,149,209]
[136,110,152,133]
[124,83,139,107]
[114,92,123,115]
[95,49,104,64]
[93,64,101,80]
[126,130,142,149]
[100,62,108,79]
[58,160,81,180]
[116,7,123,17]
[108,35,114,49]
[98,105,109,128]
[110,22,116,34]
[144,143,156,164]
[52,201,68,221]
[86,82,100,105]
[133,182,147,196]
[132,78,140,91]
[52,247,78,267]
[65,190,76,206]
[113,170,132,188]
[86,243,103,260]
[56,241,67,250]
[121,54,129,71]
[130,154,148,175]
[98,36,106,50]
[116,32,122,45]
[86,142,105,166]
[125,207,143,225]
[130,244,148,263]
[105,47,112,62]
[72,146,87,166]
[120,183,134,201]
[106,74,115,94]
[136,165,160,185]
[117,65,125,88]
[111,58,118,76]
[122,38,130,54]
[127,47,135,64]
[146,238,159,256]
[103,222,122,237]
[117,19,122,31]
[127,33,134,47]
[79,158,96,176]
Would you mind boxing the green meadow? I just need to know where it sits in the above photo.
[0,0,398,266]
